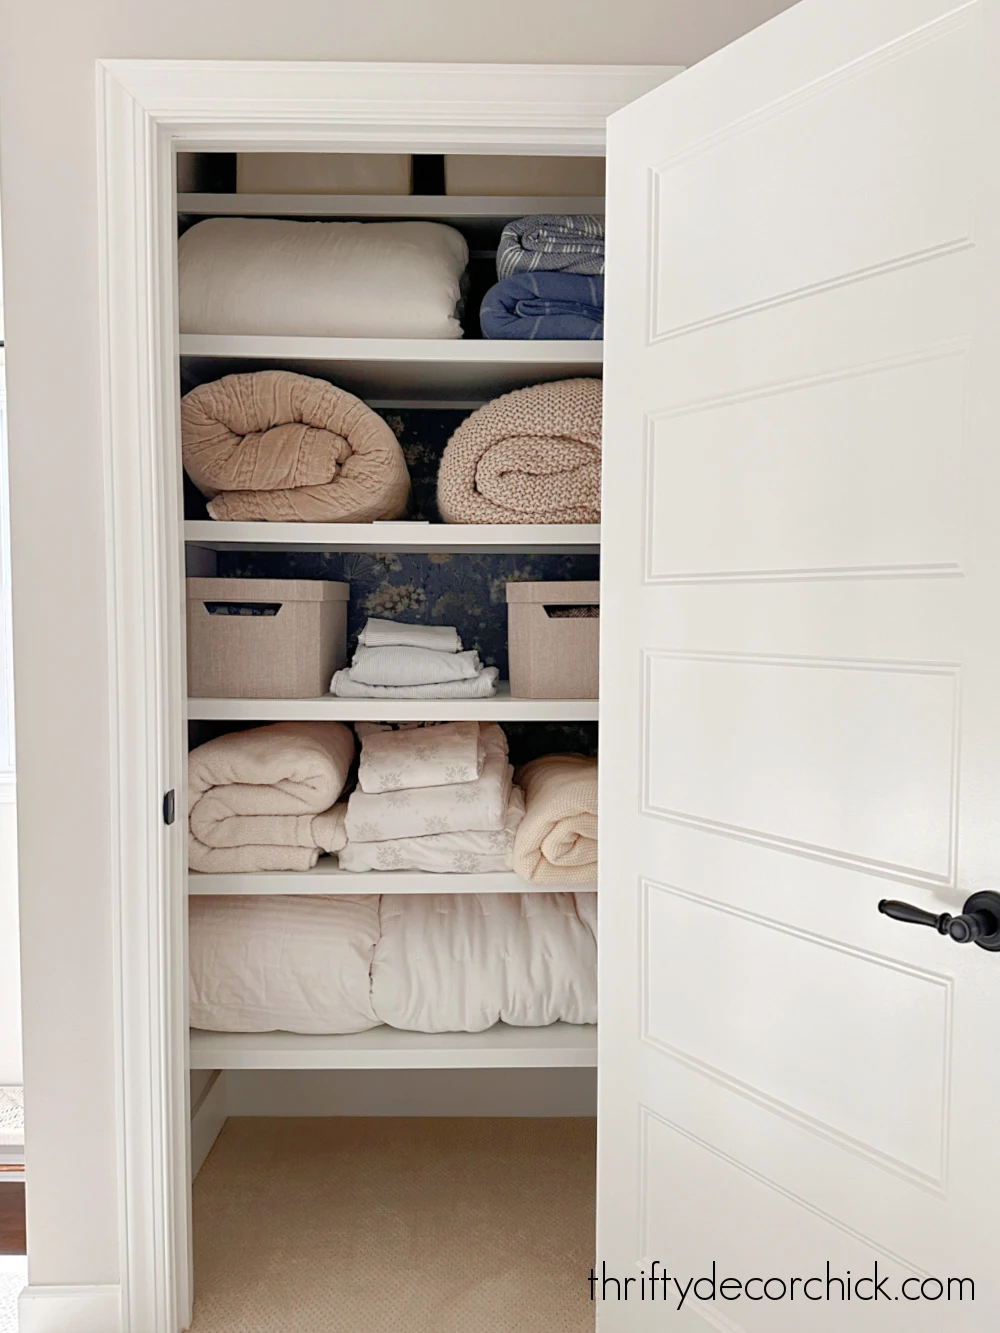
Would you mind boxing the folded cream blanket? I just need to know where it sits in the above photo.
[337,785,525,874]
[349,646,483,687]
[437,378,603,525]
[358,719,484,793]
[513,752,598,884]
[178,217,469,339]
[188,721,355,873]
[330,667,499,699]
[357,619,462,653]
[181,371,410,523]
[346,724,511,842]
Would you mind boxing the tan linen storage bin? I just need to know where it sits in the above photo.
[236,153,413,195]
[444,155,605,197]
[187,579,349,699]
[506,581,600,700]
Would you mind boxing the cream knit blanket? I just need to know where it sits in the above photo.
[513,753,598,884]
[437,378,603,524]
[182,370,410,523]
[188,722,355,873]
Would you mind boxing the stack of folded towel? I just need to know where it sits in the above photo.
[480,214,605,340]
[330,618,499,699]
[337,721,525,873]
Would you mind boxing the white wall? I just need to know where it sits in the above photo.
[0,0,798,1294]
[0,340,20,1086]
[0,803,20,1087]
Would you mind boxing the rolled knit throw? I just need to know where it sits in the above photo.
[513,752,598,885]
[437,378,602,525]
[496,214,605,280]
[181,370,410,523]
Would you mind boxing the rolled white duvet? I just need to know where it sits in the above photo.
[178,217,468,339]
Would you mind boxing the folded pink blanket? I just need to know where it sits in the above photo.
[182,370,410,523]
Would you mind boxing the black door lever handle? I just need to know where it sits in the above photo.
[878,891,1000,951]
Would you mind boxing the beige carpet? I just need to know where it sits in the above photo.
[190,1117,596,1333]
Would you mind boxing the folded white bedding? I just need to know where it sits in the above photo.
[372,892,597,1031]
[349,646,483,687]
[188,722,354,873]
[178,218,468,339]
[189,888,596,1033]
[357,618,462,653]
[330,667,499,699]
[189,895,381,1034]
[345,723,511,841]
[338,784,525,873]
[358,719,484,794]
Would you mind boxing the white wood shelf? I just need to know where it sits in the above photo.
[188,865,595,895]
[189,1022,597,1070]
[179,335,602,403]
[187,683,598,722]
[184,519,600,554]
[178,193,605,217]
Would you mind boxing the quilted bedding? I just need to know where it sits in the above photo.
[189,891,597,1034]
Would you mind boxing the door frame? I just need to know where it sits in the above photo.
[93,59,679,1333]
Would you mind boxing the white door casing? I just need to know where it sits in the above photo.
[599,0,1000,1328]
[90,61,680,1333]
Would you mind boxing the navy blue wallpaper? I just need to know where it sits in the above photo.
[193,407,599,763]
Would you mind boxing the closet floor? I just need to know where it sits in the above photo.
[190,1116,596,1333]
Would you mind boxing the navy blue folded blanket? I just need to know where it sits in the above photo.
[479,273,604,340]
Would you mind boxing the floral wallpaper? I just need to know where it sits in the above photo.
[192,408,600,764]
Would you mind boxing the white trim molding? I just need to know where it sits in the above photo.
[19,1284,123,1333]
[94,58,679,1332]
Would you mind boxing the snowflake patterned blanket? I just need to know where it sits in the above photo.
[356,720,485,792]
[437,378,603,525]
[188,722,355,873]
[344,722,512,843]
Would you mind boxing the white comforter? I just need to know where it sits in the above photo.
[178,217,469,339]
[189,892,597,1034]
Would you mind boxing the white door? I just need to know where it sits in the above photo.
[599,0,1000,1328]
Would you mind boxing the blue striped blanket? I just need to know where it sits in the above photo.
[496,214,605,280]
[479,273,604,341]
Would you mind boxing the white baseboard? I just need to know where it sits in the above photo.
[19,1284,122,1333]
[190,1069,227,1179]
[224,1067,597,1117]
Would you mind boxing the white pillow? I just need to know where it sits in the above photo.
[178,217,468,339]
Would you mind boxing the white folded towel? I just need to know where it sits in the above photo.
[345,724,511,841]
[338,785,525,873]
[349,645,483,687]
[356,618,462,653]
[358,719,485,793]
[330,667,499,699]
